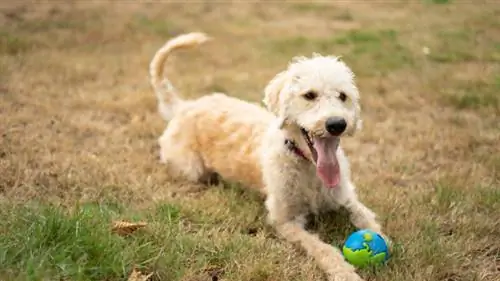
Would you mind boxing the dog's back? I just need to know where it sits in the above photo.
[169,92,275,190]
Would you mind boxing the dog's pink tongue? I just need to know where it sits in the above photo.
[313,137,340,188]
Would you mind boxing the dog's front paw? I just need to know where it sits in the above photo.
[379,232,393,250]
[327,270,365,281]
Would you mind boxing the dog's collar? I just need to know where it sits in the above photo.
[284,139,309,161]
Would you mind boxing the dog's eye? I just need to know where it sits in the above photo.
[338,92,347,102]
[303,91,318,101]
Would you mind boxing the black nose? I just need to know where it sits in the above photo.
[325,117,347,135]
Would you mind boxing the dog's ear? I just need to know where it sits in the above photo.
[263,71,288,116]
[350,102,363,135]
[264,71,290,129]
[355,104,363,132]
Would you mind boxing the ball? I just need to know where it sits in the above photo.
[342,229,390,268]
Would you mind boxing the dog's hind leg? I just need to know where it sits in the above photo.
[158,128,208,184]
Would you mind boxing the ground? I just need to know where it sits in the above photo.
[0,1,499,281]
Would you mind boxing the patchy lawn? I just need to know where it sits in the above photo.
[1,1,499,281]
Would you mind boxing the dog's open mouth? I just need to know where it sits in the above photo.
[300,128,341,188]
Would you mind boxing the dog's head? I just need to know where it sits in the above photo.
[263,54,362,188]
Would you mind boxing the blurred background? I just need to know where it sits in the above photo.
[0,1,499,281]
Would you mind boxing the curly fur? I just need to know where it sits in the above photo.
[149,32,389,281]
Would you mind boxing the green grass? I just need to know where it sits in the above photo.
[9,8,102,33]
[428,28,500,63]
[0,202,153,280]
[424,0,451,4]
[0,183,305,281]
[0,31,34,55]
[14,18,86,33]
[0,197,420,281]
[449,92,498,111]
[0,8,105,52]
[416,220,450,266]
[127,14,178,37]
[411,196,496,281]
[289,3,353,20]
[291,3,330,12]
[445,76,500,112]
[0,201,260,281]
[264,29,413,75]
[427,30,476,63]
[430,181,500,215]
[433,183,465,211]
[475,186,500,214]
[334,30,413,73]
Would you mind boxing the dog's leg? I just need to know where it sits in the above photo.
[266,197,365,281]
[158,130,207,183]
[161,149,206,183]
[344,196,382,233]
[341,181,391,246]
[278,221,365,281]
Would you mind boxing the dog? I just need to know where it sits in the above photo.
[149,32,389,281]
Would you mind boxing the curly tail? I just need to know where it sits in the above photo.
[149,32,211,121]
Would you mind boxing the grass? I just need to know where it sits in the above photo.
[426,20,500,64]
[477,187,500,214]
[0,31,34,55]
[0,200,269,281]
[127,14,178,37]
[443,75,500,113]
[289,3,353,20]
[333,29,413,74]
[1,1,499,281]
[425,0,451,4]
[265,29,413,76]
[0,203,149,281]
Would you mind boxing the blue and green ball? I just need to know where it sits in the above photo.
[342,229,390,268]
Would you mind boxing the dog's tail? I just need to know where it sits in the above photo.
[149,32,211,121]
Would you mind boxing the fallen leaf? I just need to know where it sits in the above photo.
[127,268,153,281]
[111,220,147,236]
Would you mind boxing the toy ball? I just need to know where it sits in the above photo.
[342,229,390,268]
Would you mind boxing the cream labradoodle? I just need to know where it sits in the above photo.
[150,32,389,281]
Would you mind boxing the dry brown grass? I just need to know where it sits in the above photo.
[1,1,499,281]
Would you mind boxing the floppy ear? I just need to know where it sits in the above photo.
[263,71,288,115]
[348,101,363,136]
[355,103,363,132]
[263,71,289,128]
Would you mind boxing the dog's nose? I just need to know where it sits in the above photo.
[325,117,347,135]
